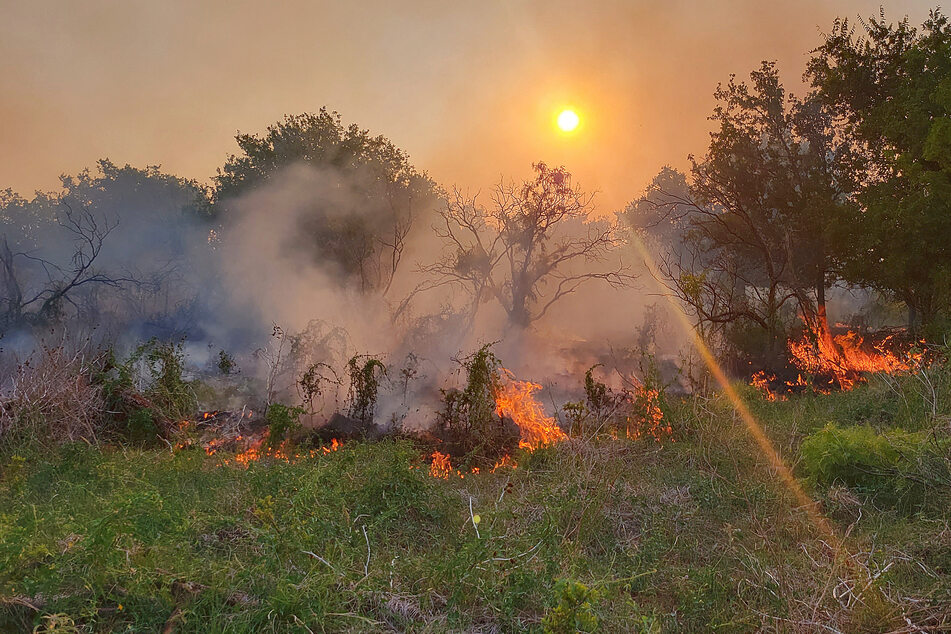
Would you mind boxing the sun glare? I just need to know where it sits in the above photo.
[556,108,580,132]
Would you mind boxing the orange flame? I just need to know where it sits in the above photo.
[494,370,567,451]
[624,385,672,441]
[429,450,455,479]
[789,312,922,391]
[491,454,517,471]
[751,314,923,399]
[211,433,342,467]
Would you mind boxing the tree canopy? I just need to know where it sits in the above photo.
[808,9,951,331]
[214,109,438,294]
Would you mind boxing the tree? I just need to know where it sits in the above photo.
[627,63,850,366]
[214,109,438,295]
[1,203,135,332]
[807,9,951,333]
[419,163,632,329]
[0,160,208,336]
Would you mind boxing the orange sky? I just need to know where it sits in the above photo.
[0,0,935,212]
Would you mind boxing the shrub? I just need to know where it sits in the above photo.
[346,355,386,422]
[98,338,197,438]
[0,338,107,449]
[542,580,600,633]
[264,403,304,450]
[132,339,195,421]
[563,361,672,442]
[800,422,950,507]
[436,344,513,462]
[216,349,237,375]
[297,361,340,414]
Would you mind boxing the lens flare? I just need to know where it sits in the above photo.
[625,231,853,558]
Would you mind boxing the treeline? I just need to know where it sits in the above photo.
[0,110,441,342]
[2,10,950,377]
[628,10,951,370]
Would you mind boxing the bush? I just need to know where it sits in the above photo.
[542,580,600,633]
[0,338,107,450]
[216,349,237,375]
[562,361,672,442]
[264,403,304,450]
[346,355,386,423]
[98,338,197,440]
[436,344,512,462]
[800,422,950,507]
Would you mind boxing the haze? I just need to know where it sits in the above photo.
[0,0,934,210]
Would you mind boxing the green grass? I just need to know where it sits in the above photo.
[1,383,949,632]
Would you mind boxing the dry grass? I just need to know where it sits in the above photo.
[0,335,106,447]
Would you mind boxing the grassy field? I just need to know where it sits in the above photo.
[1,381,950,632]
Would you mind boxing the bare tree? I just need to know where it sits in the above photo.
[417,163,634,329]
[0,203,137,333]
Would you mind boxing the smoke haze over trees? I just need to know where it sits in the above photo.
[2,7,950,392]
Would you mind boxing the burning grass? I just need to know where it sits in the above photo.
[750,318,928,401]
[2,382,949,632]
[2,333,948,629]
[494,371,567,451]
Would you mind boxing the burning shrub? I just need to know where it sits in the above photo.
[562,363,672,442]
[0,339,107,449]
[436,344,514,463]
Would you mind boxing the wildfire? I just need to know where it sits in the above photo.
[491,454,517,471]
[428,450,517,480]
[429,450,455,479]
[787,326,921,390]
[197,431,342,467]
[425,369,674,479]
[750,314,924,399]
[322,437,342,454]
[494,371,567,451]
[624,385,672,441]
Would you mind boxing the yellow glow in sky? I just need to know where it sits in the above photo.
[556,108,580,132]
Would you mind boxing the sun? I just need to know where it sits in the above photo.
[556,108,580,132]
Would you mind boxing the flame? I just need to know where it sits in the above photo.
[750,370,784,401]
[207,432,342,467]
[624,385,672,441]
[429,450,455,479]
[425,369,672,479]
[788,322,920,390]
[491,454,517,471]
[751,314,923,399]
[428,450,516,479]
[494,370,567,451]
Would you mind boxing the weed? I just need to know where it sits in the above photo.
[800,422,950,508]
[346,355,387,423]
[542,580,600,633]
[264,403,304,450]
[216,349,237,375]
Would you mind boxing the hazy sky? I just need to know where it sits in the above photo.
[0,0,936,211]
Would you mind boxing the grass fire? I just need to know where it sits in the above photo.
[2,3,951,632]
